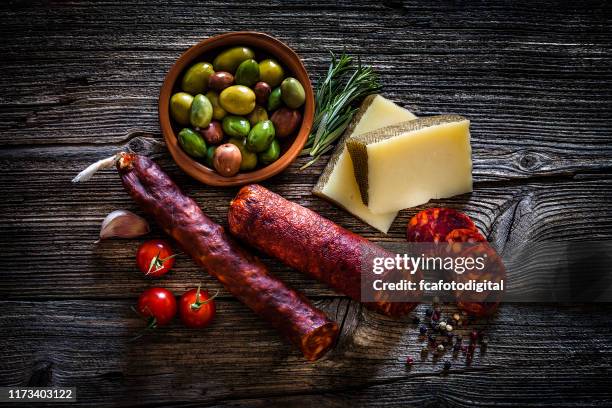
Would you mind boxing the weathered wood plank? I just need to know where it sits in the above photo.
[0,155,610,299]
[1,2,610,181]
[1,300,611,407]
[0,1,611,406]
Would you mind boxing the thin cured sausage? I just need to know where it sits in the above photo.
[117,153,338,360]
[228,184,419,317]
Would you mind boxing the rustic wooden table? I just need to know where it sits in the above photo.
[1,1,612,407]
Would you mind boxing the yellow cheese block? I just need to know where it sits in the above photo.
[346,115,472,214]
[313,95,417,233]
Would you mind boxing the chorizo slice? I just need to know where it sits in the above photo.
[445,228,487,244]
[407,208,478,243]
[407,208,501,317]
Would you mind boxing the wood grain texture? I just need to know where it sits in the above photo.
[1,0,611,406]
[2,301,612,407]
[1,161,612,299]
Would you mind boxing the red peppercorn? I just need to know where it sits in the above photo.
[406,356,414,366]
[470,329,479,343]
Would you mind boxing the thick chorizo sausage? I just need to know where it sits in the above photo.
[228,184,419,317]
[117,153,338,360]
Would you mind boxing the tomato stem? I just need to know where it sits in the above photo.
[129,317,157,342]
[146,251,178,275]
[190,285,219,311]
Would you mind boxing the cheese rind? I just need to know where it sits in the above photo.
[346,115,472,214]
[313,95,417,233]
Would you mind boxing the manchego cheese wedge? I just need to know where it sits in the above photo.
[313,95,417,233]
[346,115,472,214]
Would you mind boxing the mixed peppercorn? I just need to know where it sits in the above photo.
[407,297,491,373]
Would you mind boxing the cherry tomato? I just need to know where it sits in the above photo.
[179,285,217,329]
[136,239,176,277]
[136,287,177,327]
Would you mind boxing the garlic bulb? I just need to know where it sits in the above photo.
[98,210,150,241]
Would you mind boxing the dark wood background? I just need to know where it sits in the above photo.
[1,1,612,406]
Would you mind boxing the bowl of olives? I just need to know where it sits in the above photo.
[159,32,314,186]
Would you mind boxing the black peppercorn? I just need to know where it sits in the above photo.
[481,336,489,348]
[443,361,451,371]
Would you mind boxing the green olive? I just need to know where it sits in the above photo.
[222,115,251,139]
[228,138,257,171]
[205,90,227,121]
[205,145,217,167]
[235,59,260,87]
[246,120,275,153]
[178,128,207,158]
[267,87,282,111]
[247,105,268,126]
[170,92,194,126]
[189,94,213,128]
[219,85,256,115]
[181,62,214,94]
[280,77,306,109]
[259,59,285,87]
[258,139,280,165]
[213,46,255,73]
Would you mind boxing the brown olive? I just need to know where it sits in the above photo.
[208,71,234,91]
[270,107,302,138]
[213,143,241,177]
[198,120,224,145]
[253,81,272,105]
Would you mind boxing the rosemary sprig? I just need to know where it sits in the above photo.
[300,52,381,169]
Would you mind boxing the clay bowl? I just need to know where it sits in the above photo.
[159,32,314,186]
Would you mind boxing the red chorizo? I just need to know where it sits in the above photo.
[407,208,478,243]
[117,153,338,361]
[228,184,419,317]
[408,208,501,317]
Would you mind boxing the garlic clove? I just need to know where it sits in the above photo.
[99,209,150,241]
